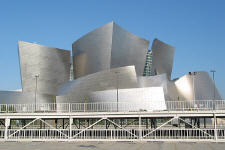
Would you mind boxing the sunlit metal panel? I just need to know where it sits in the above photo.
[175,71,222,101]
[110,23,149,76]
[18,41,71,96]
[57,66,138,103]
[88,87,166,111]
[72,22,149,78]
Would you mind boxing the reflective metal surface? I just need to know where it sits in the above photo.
[174,71,222,101]
[72,22,113,78]
[0,22,222,107]
[57,66,138,103]
[72,22,149,78]
[151,39,175,79]
[110,23,149,76]
[138,74,170,99]
[18,41,71,96]
[0,91,54,104]
[88,87,166,111]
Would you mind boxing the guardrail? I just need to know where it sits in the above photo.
[2,128,225,141]
[0,100,224,113]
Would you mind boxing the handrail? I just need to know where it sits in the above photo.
[0,100,224,113]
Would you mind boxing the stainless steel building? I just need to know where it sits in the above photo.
[72,22,149,78]
[0,22,222,107]
[18,41,71,96]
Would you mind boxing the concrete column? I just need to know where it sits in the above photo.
[4,118,10,140]
[139,116,142,140]
[69,117,73,140]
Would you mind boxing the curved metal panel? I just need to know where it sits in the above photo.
[72,22,149,78]
[57,66,138,103]
[18,41,71,96]
[72,22,113,78]
[151,39,175,79]
[138,74,170,99]
[110,23,149,76]
[88,87,166,111]
[175,71,222,101]
[0,91,54,104]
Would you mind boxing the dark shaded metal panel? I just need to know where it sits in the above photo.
[0,91,54,104]
[18,41,71,96]
[72,22,113,79]
[110,23,149,76]
[175,71,222,101]
[57,66,138,103]
[151,39,175,79]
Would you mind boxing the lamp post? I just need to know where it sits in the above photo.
[189,72,197,106]
[115,71,119,112]
[210,70,216,100]
[34,74,39,111]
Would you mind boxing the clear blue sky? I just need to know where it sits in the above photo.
[0,0,224,98]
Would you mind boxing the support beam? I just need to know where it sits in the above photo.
[204,117,206,128]
[4,118,10,140]
[72,118,105,138]
[55,119,58,129]
[139,116,142,139]
[214,113,217,141]
[146,118,148,129]
[69,116,73,140]
[106,118,138,138]
[143,117,176,138]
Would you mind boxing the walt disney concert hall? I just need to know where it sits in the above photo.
[0,22,222,111]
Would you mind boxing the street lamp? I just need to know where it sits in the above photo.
[34,74,39,111]
[210,70,216,100]
[115,71,119,112]
[189,72,197,106]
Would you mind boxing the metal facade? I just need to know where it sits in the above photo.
[57,66,138,103]
[72,22,149,78]
[72,22,113,79]
[138,74,170,99]
[110,23,149,76]
[0,22,222,107]
[88,87,166,111]
[175,71,222,101]
[18,41,71,96]
[151,39,175,79]
[0,91,54,104]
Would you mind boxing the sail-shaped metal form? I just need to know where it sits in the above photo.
[72,22,149,78]
[151,39,175,79]
[18,41,71,96]
[174,71,222,101]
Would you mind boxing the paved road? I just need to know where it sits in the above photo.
[0,142,224,150]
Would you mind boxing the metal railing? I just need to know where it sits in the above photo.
[0,100,224,113]
[2,128,225,141]
[166,100,225,111]
[7,129,69,140]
